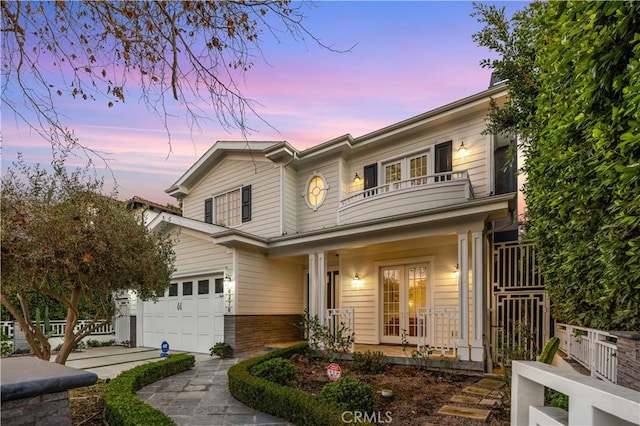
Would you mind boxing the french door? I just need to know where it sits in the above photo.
[381,263,430,344]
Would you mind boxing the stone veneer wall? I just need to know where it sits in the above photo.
[612,331,640,392]
[1,391,71,426]
[224,314,304,356]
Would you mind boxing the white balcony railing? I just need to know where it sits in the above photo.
[555,323,617,383]
[511,361,639,426]
[340,170,472,208]
[417,306,458,357]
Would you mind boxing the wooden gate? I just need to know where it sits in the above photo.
[490,240,550,364]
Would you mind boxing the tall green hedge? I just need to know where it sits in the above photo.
[474,1,640,331]
[104,353,195,426]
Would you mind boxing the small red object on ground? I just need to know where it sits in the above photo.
[326,362,341,381]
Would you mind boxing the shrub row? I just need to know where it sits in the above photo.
[104,353,195,426]
[228,343,348,426]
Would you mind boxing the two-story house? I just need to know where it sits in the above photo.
[141,84,518,369]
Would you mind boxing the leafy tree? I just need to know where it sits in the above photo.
[1,154,175,363]
[473,1,640,330]
[1,1,340,153]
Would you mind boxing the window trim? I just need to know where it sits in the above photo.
[303,172,329,211]
[213,186,242,227]
[381,150,431,186]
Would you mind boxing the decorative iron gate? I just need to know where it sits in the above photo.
[490,240,550,364]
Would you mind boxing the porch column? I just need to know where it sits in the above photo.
[317,252,327,325]
[308,251,327,324]
[457,232,470,361]
[471,231,484,362]
[308,253,317,318]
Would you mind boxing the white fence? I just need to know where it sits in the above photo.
[511,360,639,426]
[555,323,617,383]
[417,306,458,357]
[325,308,355,352]
[1,319,114,339]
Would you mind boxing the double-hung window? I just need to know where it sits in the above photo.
[215,188,240,226]
[382,152,428,189]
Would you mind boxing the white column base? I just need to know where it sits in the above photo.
[457,340,470,361]
[471,340,484,362]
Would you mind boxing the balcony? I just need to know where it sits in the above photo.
[338,171,474,225]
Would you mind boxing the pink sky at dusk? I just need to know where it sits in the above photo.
[2,1,526,206]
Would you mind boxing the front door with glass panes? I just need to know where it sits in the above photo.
[380,263,430,344]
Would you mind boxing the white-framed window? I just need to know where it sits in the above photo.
[382,152,429,187]
[384,161,402,189]
[214,188,241,226]
[379,142,451,189]
[304,173,329,210]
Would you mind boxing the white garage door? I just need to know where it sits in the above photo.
[143,277,225,353]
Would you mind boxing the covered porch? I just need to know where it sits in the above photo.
[215,194,514,367]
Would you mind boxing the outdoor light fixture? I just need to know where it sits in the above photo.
[354,172,361,184]
[458,141,468,158]
[353,273,363,287]
[453,264,459,279]
[224,267,232,282]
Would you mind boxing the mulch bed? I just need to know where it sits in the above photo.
[290,354,510,425]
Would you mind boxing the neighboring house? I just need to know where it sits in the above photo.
[142,84,519,368]
[126,195,182,226]
[112,197,182,347]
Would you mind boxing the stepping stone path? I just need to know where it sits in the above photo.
[436,376,506,422]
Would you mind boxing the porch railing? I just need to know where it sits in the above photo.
[555,323,618,384]
[325,308,355,353]
[340,171,472,207]
[417,306,458,357]
[0,319,114,339]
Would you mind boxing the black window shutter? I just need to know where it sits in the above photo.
[241,185,252,222]
[363,163,377,197]
[435,141,452,181]
[363,164,377,190]
[204,198,213,223]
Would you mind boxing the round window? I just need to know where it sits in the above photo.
[306,174,327,210]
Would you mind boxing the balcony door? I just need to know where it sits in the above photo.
[380,263,430,344]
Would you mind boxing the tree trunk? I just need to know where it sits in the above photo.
[55,287,82,364]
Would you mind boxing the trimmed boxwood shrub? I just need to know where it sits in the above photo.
[352,350,388,374]
[104,353,195,426]
[250,357,297,385]
[319,377,377,412]
[228,343,359,426]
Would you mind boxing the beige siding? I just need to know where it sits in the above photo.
[171,228,231,278]
[345,109,490,204]
[235,249,303,315]
[296,159,340,232]
[338,236,468,345]
[283,165,298,235]
[181,156,281,238]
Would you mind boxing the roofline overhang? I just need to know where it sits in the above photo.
[148,212,228,236]
[165,141,282,198]
[165,85,508,197]
[211,193,515,255]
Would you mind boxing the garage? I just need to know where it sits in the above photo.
[142,276,225,353]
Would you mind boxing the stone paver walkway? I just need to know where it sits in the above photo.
[137,357,292,426]
[436,376,505,422]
